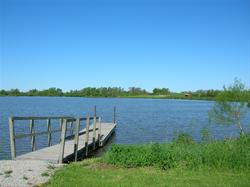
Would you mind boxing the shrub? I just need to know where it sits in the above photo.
[103,134,250,170]
[173,132,194,144]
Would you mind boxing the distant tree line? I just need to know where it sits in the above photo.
[191,89,221,97]
[0,87,149,97]
[0,87,242,99]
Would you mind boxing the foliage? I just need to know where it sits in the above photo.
[209,79,250,135]
[153,88,170,95]
[201,127,211,142]
[45,158,250,187]
[192,89,220,97]
[0,87,148,97]
[128,87,147,95]
[40,88,63,96]
[173,132,194,144]
[103,134,250,170]
[0,87,220,98]
[1,84,249,101]
[0,89,22,96]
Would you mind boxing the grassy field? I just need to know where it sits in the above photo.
[119,94,214,100]
[45,159,250,187]
[45,134,250,187]
[103,133,250,170]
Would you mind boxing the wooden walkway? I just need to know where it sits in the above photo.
[15,123,116,163]
[9,106,117,164]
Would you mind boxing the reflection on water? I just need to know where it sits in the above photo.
[0,97,249,159]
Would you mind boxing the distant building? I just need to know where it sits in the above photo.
[184,93,192,98]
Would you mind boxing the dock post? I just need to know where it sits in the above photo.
[113,106,116,124]
[69,120,73,136]
[47,119,52,146]
[58,119,67,164]
[59,118,63,142]
[30,119,36,151]
[85,116,90,157]
[9,117,16,159]
[93,106,97,150]
[74,118,80,162]
[98,117,102,146]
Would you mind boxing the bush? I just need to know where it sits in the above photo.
[103,134,250,170]
[173,132,194,144]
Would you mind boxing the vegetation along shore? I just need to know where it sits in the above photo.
[1,86,250,102]
[44,132,250,187]
[42,79,250,186]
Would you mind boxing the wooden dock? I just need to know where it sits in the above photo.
[9,107,117,164]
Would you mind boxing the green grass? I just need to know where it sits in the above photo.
[45,159,250,187]
[103,134,250,170]
[45,134,250,186]
[118,94,215,100]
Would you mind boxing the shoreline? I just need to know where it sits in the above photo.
[0,160,61,187]
[0,95,216,101]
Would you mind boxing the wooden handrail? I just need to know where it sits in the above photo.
[9,118,16,159]
[74,118,80,162]
[58,119,67,164]
[8,115,100,160]
[11,116,73,120]
[113,106,116,124]
[93,106,97,150]
[9,106,116,163]
[10,116,99,121]
[85,116,90,157]
[14,129,68,139]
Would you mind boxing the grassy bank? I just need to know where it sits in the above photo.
[117,94,215,101]
[45,134,250,186]
[45,159,250,187]
[103,135,250,170]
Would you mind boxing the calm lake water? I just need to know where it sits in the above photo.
[0,97,249,160]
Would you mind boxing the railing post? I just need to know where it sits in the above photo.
[74,118,80,162]
[113,106,116,124]
[9,117,16,159]
[30,119,36,151]
[47,119,52,146]
[69,121,73,136]
[59,118,63,142]
[98,117,101,146]
[93,106,97,150]
[58,119,67,164]
[85,116,90,157]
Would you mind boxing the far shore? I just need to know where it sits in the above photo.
[0,95,216,101]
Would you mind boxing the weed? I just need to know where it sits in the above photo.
[47,165,56,170]
[103,133,250,170]
[41,172,50,177]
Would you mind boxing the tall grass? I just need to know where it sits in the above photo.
[103,133,250,170]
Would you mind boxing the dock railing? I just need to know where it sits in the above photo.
[8,106,116,163]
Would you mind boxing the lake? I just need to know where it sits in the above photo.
[0,96,249,160]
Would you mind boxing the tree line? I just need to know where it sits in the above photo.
[0,87,153,97]
[0,87,228,98]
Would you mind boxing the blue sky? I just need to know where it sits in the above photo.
[1,0,249,92]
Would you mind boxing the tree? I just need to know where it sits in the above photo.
[27,89,39,96]
[39,88,63,96]
[153,88,170,95]
[8,89,21,96]
[0,90,7,96]
[209,79,250,135]
[128,87,147,95]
